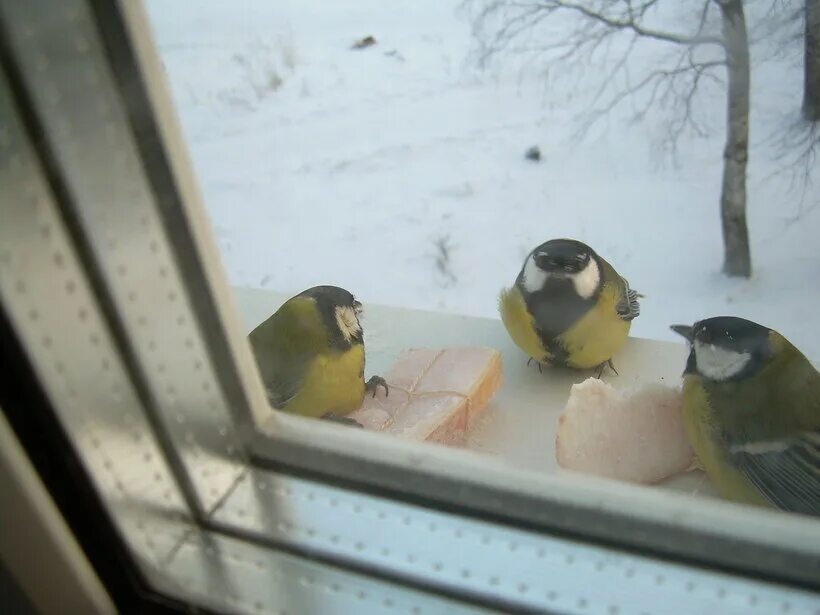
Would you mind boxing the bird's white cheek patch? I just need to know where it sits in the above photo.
[335,306,362,343]
[522,254,548,293]
[694,341,751,381]
[571,258,600,299]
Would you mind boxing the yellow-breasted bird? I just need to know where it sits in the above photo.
[672,316,820,516]
[249,285,387,424]
[499,238,640,372]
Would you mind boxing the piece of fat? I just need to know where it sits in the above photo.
[555,377,694,484]
[349,347,503,446]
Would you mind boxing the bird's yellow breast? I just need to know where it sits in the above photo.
[499,287,547,361]
[500,282,631,369]
[557,282,631,369]
[681,377,770,507]
[281,344,366,418]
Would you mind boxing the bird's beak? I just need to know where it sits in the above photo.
[670,324,694,342]
[352,299,363,315]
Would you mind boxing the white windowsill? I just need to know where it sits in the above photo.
[233,285,718,498]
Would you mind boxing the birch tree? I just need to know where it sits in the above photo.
[804,0,820,120]
[716,0,751,277]
[469,0,753,277]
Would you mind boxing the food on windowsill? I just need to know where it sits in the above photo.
[556,378,695,484]
[349,347,503,446]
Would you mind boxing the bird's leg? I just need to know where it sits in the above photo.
[594,359,619,379]
[321,414,364,428]
[527,357,543,374]
[607,359,619,375]
[365,375,389,398]
[685,457,703,473]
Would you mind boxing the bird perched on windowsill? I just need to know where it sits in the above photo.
[672,316,820,517]
[499,238,640,375]
[248,285,387,426]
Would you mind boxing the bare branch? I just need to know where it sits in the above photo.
[695,0,711,37]
[544,0,724,47]
[573,54,725,153]
[766,119,820,216]
[466,0,727,157]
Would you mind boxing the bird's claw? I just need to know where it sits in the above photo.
[527,357,543,374]
[365,375,389,398]
[321,414,364,428]
[594,359,619,379]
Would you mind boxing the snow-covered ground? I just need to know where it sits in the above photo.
[145,1,820,360]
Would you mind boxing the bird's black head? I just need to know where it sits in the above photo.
[518,238,601,298]
[299,285,363,347]
[670,316,774,381]
[299,285,361,312]
[531,238,592,274]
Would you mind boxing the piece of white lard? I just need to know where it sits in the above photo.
[555,378,694,484]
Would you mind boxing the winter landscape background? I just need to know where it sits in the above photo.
[146,0,820,359]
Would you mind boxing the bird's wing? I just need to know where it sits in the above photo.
[254,345,314,408]
[727,429,820,516]
[615,276,641,321]
[248,299,324,409]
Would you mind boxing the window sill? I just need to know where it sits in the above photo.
[234,284,712,495]
[233,285,820,597]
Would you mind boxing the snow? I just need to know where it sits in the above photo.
[145,1,820,361]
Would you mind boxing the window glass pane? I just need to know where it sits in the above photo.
[145,0,819,546]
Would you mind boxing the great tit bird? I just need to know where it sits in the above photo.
[249,285,387,423]
[499,239,640,372]
[671,316,820,517]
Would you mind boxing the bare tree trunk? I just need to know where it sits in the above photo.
[805,0,820,120]
[716,0,751,277]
